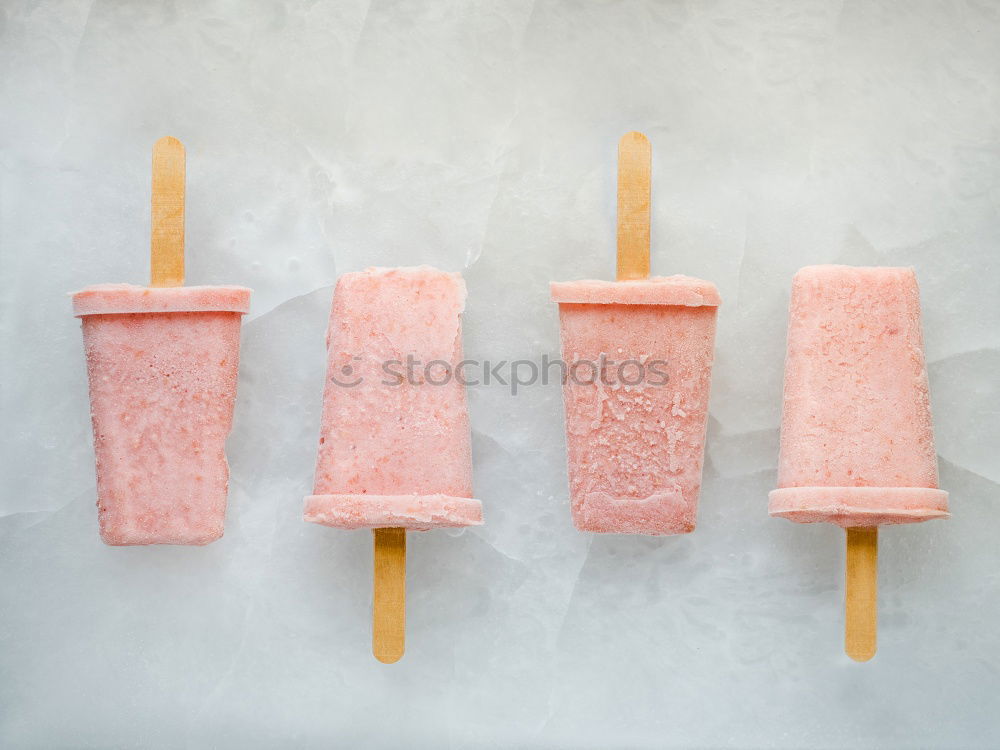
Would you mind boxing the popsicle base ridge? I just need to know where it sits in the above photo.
[72,283,251,315]
[769,487,948,527]
[550,275,721,306]
[575,489,695,535]
[304,494,482,531]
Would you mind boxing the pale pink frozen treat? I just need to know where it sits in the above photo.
[73,284,251,545]
[304,267,482,531]
[551,276,720,535]
[769,266,948,527]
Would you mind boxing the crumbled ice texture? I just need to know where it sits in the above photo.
[1,1,999,748]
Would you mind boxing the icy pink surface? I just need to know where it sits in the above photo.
[769,487,948,527]
[73,286,249,545]
[553,277,719,535]
[306,267,481,531]
[304,494,482,530]
[769,265,948,527]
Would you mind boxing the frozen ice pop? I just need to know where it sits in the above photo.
[304,267,482,530]
[72,137,251,545]
[552,279,720,534]
[768,265,948,661]
[304,266,481,662]
[769,265,948,526]
[551,132,720,535]
[73,285,249,545]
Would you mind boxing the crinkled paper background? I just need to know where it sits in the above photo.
[2,1,999,747]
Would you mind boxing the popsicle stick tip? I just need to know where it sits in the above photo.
[373,645,404,664]
[847,643,876,662]
[620,131,650,147]
[154,135,185,152]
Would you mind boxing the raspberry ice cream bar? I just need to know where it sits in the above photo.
[769,265,948,526]
[304,266,482,530]
[73,284,250,545]
[551,276,720,535]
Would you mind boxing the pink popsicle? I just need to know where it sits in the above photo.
[304,266,482,530]
[769,265,949,527]
[73,283,251,545]
[551,276,720,535]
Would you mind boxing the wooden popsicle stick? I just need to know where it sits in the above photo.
[845,527,878,662]
[372,528,406,663]
[151,136,185,287]
[616,131,652,281]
